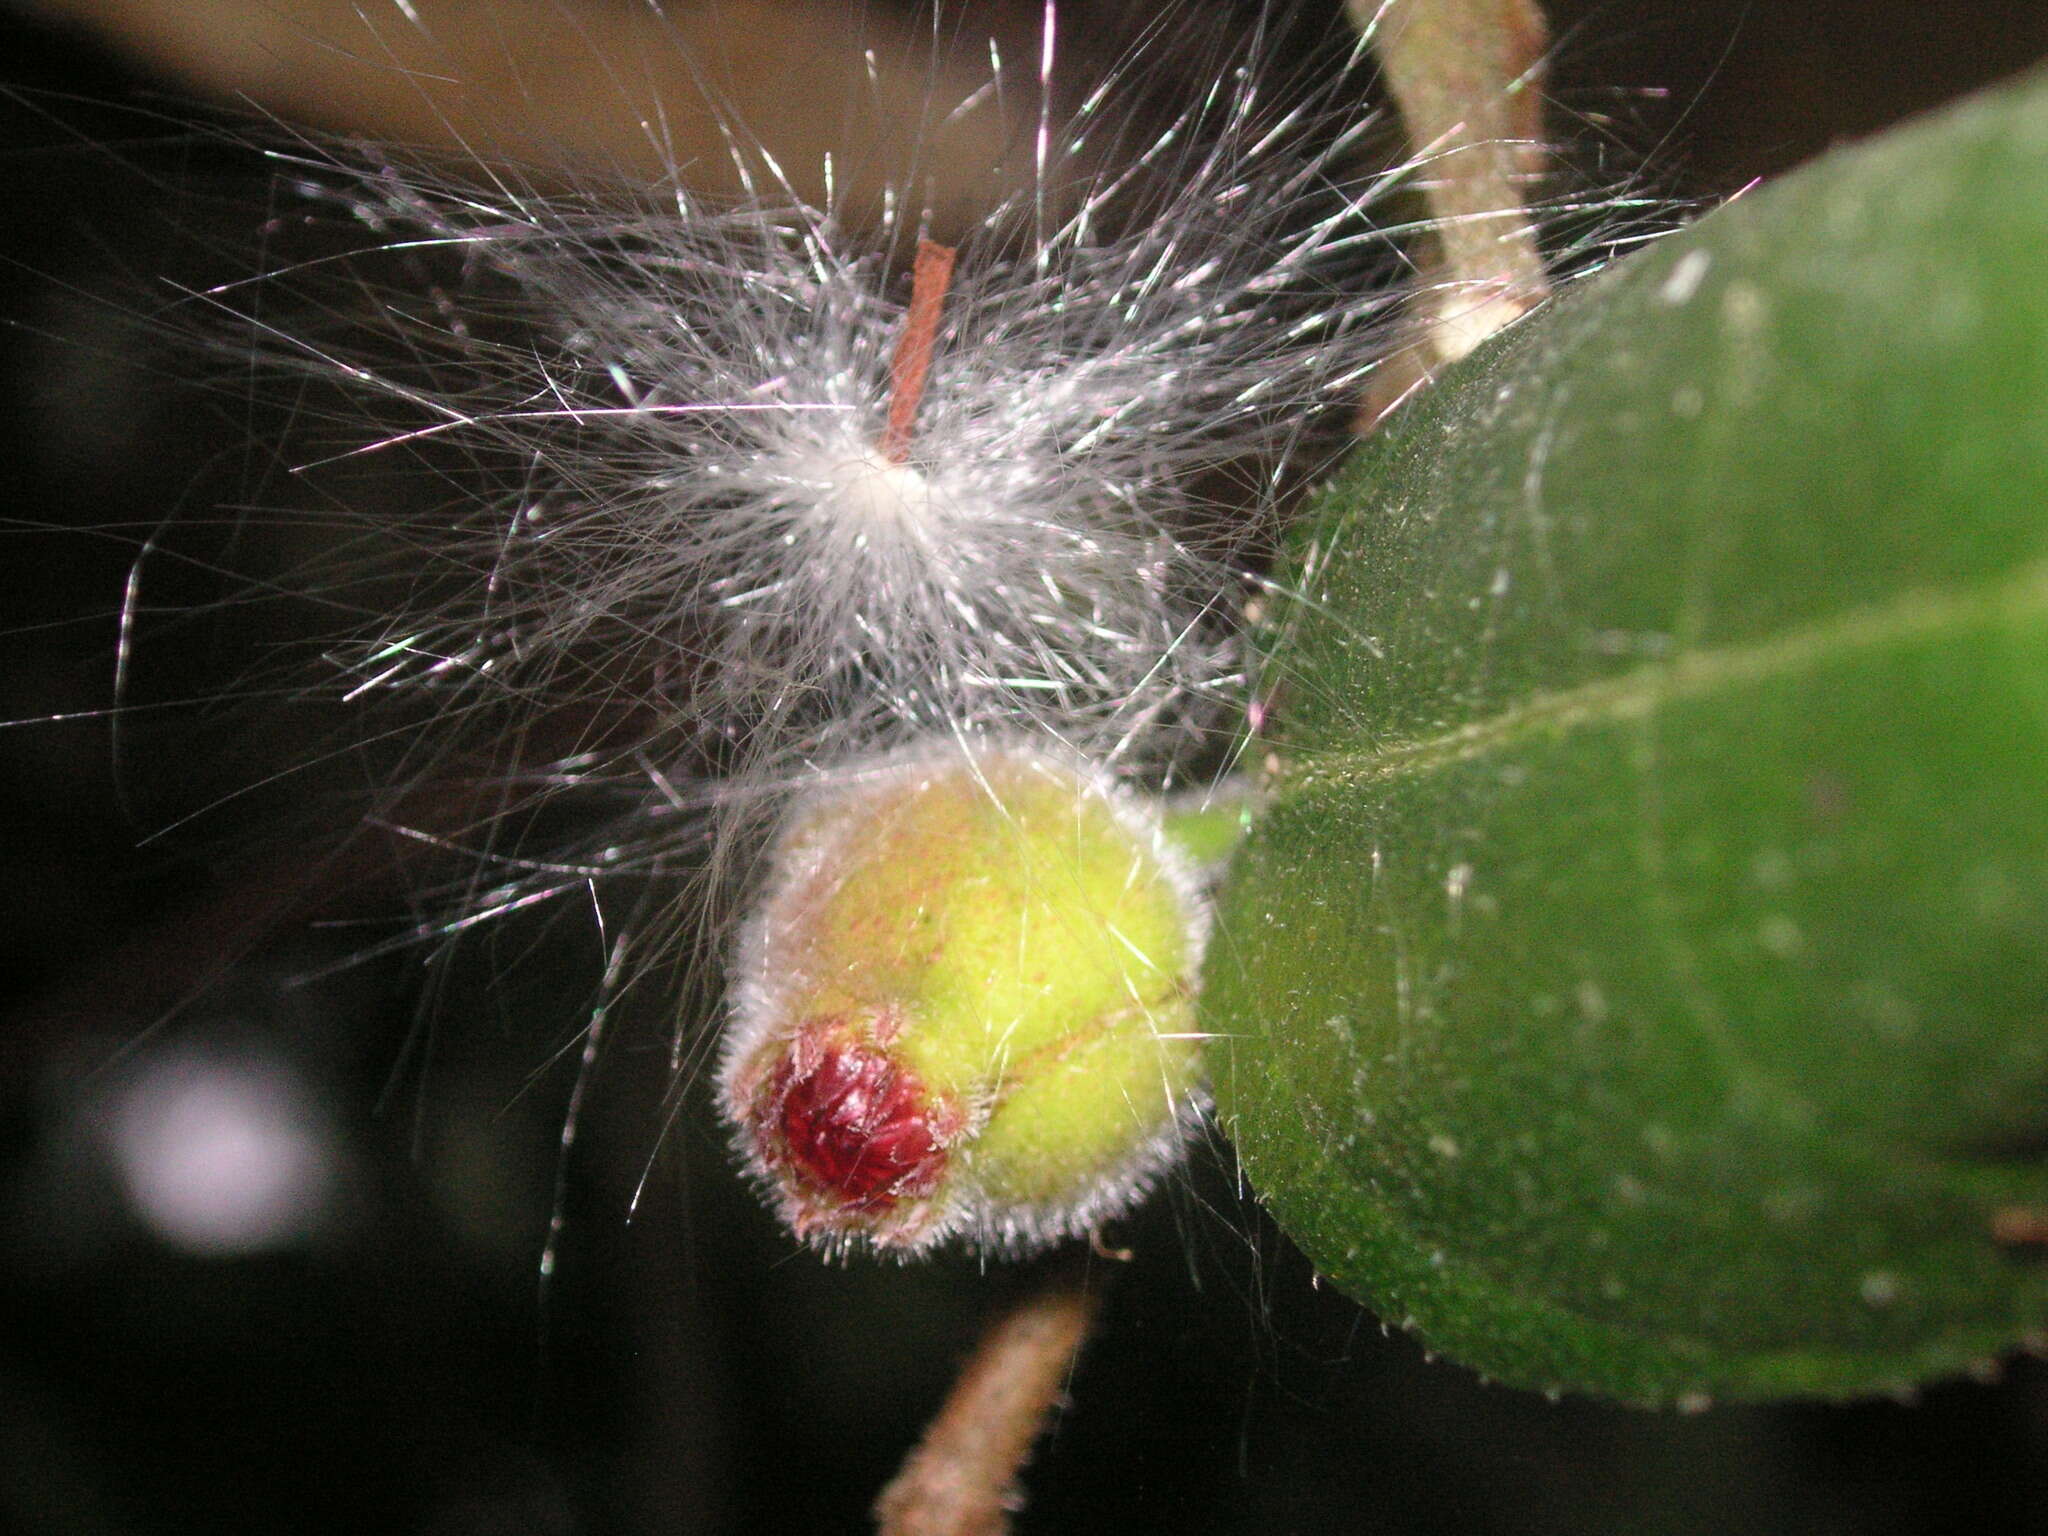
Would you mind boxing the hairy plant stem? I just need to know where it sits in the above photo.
[875,1257,1103,1536]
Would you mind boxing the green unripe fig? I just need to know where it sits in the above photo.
[718,742,1210,1257]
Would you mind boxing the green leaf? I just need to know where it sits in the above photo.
[1208,67,2048,1404]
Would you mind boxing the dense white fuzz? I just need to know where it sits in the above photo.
[235,5,1425,847]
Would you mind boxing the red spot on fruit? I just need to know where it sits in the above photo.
[768,1037,947,1209]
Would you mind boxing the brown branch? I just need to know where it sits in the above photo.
[1993,1205,2048,1247]
[875,1261,1101,1536]
[26,0,1025,235]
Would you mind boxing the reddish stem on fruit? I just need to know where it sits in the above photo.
[880,238,958,464]
[875,1261,1101,1536]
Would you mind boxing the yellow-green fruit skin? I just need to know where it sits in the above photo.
[718,742,1210,1258]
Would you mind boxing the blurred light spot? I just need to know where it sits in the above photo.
[108,1051,335,1256]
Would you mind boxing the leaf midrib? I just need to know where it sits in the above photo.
[1292,555,2048,788]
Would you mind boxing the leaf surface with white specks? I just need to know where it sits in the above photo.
[1209,67,2048,1403]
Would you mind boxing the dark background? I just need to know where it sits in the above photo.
[3,2,2047,1532]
